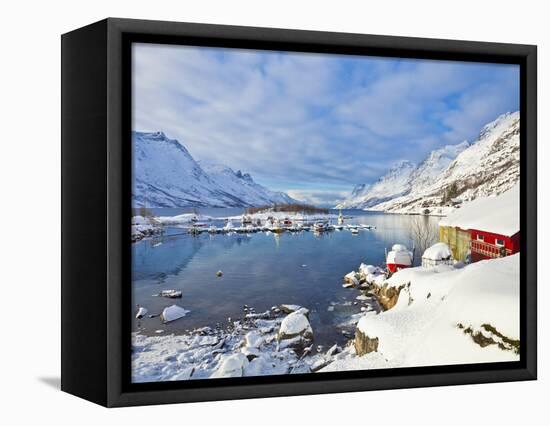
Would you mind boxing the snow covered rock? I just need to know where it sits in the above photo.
[326,344,342,357]
[244,331,264,348]
[160,305,190,323]
[155,289,182,298]
[344,271,360,286]
[211,353,249,378]
[279,304,307,315]
[278,311,314,347]
[135,306,148,319]
[359,263,378,276]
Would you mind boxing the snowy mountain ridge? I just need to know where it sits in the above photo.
[336,111,519,213]
[132,131,297,208]
[338,160,417,209]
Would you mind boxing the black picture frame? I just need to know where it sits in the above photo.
[61,17,537,407]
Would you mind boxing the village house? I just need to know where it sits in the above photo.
[438,185,520,263]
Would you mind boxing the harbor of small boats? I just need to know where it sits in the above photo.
[185,217,375,236]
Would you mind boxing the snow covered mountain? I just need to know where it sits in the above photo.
[336,111,519,214]
[132,131,298,208]
[198,162,297,207]
[336,160,416,209]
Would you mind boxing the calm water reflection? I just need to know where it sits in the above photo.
[132,209,439,348]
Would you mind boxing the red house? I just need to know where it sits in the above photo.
[470,228,520,262]
[439,185,520,263]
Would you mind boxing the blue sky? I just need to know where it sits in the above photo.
[133,43,519,206]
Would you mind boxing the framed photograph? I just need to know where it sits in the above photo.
[61,18,537,407]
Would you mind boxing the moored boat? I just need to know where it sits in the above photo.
[338,209,344,225]
[313,222,328,232]
[241,214,253,225]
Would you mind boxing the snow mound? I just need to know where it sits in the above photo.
[423,242,452,260]
[244,331,264,348]
[356,255,520,366]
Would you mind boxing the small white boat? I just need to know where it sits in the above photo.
[338,209,344,225]
[351,228,359,235]
[188,226,201,235]
[313,222,328,232]
[241,214,253,225]
[224,221,235,232]
[208,225,218,233]
[270,225,284,234]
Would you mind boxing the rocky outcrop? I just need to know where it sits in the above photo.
[368,283,405,311]
[354,328,379,356]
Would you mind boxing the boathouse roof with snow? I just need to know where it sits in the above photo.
[439,184,519,236]
[439,185,520,262]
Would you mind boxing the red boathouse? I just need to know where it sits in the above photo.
[470,228,520,262]
[439,185,520,263]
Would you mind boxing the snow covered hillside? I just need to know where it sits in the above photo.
[337,160,416,209]
[132,131,297,208]
[320,254,520,372]
[336,112,519,214]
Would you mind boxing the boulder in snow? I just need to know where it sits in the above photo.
[135,305,148,319]
[212,353,249,378]
[244,331,264,348]
[344,271,360,286]
[278,310,314,347]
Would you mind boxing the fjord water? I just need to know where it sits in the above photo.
[132,209,439,348]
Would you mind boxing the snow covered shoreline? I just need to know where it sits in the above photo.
[131,254,519,382]
[154,210,341,226]
[132,304,348,382]
[349,254,520,367]
[131,215,163,242]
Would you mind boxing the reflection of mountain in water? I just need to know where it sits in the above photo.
[131,232,251,281]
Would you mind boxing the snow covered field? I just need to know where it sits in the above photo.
[132,254,520,382]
